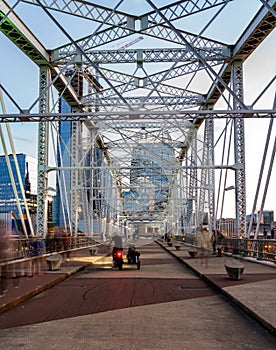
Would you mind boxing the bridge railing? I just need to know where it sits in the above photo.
[0,236,98,263]
[223,238,276,264]
[174,236,276,264]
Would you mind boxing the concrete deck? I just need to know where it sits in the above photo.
[0,241,275,349]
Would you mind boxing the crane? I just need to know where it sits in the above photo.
[118,36,144,50]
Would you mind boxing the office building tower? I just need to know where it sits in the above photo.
[0,153,37,234]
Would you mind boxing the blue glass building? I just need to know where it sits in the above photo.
[123,139,175,214]
[53,97,105,233]
[0,153,37,234]
[52,98,72,227]
[0,153,37,215]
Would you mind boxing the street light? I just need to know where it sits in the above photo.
[220,185,237,237]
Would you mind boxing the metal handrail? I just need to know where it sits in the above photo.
[0,236,97,264]
[174,236,276,264]
[223,238,276,263]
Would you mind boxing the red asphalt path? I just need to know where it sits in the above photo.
[0,243,216,328]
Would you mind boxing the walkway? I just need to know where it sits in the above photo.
[0,240,275,349]
[161,240,276,337]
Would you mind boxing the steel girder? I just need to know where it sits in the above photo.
[70,120,81,236]
[22,0,229,60]
[0,0,81,108]
[0,0,49,64]
[1,1,274,113]
[232,60,247,238]
[22,0,232,29]
[0,110,275,123]
[205,0,276,106]
[36,66,50,237]
[206,118,216,231]
[76,47,228,65]
[82,95,204,111]
[1,1,274,114]
[82,57,219,102]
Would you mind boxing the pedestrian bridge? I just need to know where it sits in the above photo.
[0,1,275,240]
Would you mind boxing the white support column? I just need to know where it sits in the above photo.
[205,117,216,232]
[189,134,198,234]
[36,65,49,237]
[80,166,90,235]
[198,124,208,228]
[232,60,247,237]
[70,120,81,236]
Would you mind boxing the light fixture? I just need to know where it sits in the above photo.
[224,185,235,191]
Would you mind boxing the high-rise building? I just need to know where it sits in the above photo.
[54,97,106,234]
[52,98,72,227]
[0,153,37,215]
[0,153,37,234]
[259,210,274,225]
[123,130,175,221]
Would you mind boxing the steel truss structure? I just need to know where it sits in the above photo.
[0,0,275,239]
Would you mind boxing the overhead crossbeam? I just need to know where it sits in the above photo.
[54,46,230,65]
[0,109,274,123]
[84,56,222,101]
[50,0,231,60]
[82,95,205,110]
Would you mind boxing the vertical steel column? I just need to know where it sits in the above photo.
[198,124,208,228]
[192,133,198,234]
[232,60,247,237]
[37,65,49,237]
[185,134,196,235]
[198,118,215,231]
[181,156,188,235]
[80,166,90,236]
[205,117,216,232]
[70,119,80,236]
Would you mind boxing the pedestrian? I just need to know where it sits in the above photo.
[196,228,210,267]
[210,230,216,255]
[29,237,44,276]
[62,230,71,260]
[109,234,123,261]
[0,229,10,297]
[216,230,225,257]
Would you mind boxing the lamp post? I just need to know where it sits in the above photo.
[222,186,238,237]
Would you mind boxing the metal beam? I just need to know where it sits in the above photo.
[0,109,274,123]
[0,0,49,64]
[0,0,81,108]
[205,0,276,106]
[55,46,229,65]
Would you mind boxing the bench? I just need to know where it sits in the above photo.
[188,249,198,258]
[224,259,245,280]
[89,246,98,256]
[46,254,63,271]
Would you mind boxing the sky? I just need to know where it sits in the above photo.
[0,0,275,218]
